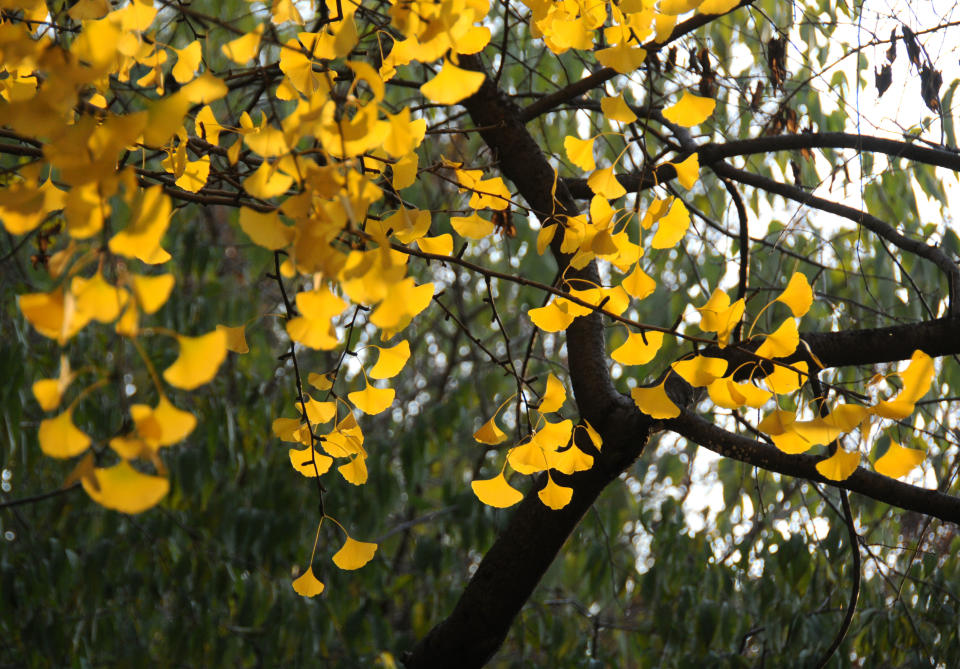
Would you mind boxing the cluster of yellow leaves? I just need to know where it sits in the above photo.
[291,517,379,598]
[471,374,602,510]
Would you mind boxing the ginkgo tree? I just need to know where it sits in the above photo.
[3,0,960,665]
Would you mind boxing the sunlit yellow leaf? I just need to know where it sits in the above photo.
[243,161,294,200]
[471,471,523,508]
[338,454,369,485]
[131,274,175,314]
[612,331,664,366]
[696,289,744,347]
[238,207,294,250]
[19,289,92,344]
[393,152,419,190]
[454,25,491,54]
[601,92,638,123]
[369,340,410,379]
[292,566,325,597]
[32,357,74,412]
[660,0,700,14]
[82,461,169,514]
[368,279,433,331]
[539,373,566,413]
[131,396,197,448]
[420,59,485,105]
[162,330,228,390]
[816,448,860,482]
[754,318,799,359]
[757,409,795,435]
[39,408,91,458]
[564,135,596,171]
[776,272,814,318]
[662,90,716,127]
[298,396,336,425]
[289,447,333,477]
[671,152,700,189]
[587,166,627,199]
[631,383,680,419]
[538,475,573,510]
[528,301,575,332]
[872,350,934,419]
[671,355,728,387]
[621,264,656,300]
[699,0,740,14]
[474,415,507,445]
[332,535,378,570]
[348,383,395,415]
[874,441,925,479]
[595,43,648,74]
[650,198,690,248]
[286,288,347,350]
[451,212,494,239]
[416,234,453,257]
[308,372,334,391]
[764,361,808,395]
[108,185,172,264]
[216,324,249,354]
[70,273,128,323]
[221,25,263,64]
[707,377,772,409]
[172,40,202,83]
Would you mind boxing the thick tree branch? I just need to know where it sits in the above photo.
[665,411,960,525]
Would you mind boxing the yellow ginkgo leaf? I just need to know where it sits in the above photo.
[474,415,507,445]
[299,396,336,425]
[289,447,334,477]
[238,207,294,250]
[612,331,664,366]
[420,59,485,105]
[538,474,573,510]
[776,272,814,318]
[162,329,228,390]
[699,0,740,14]
[528,301,575,332]
[662,90,716,127]
[131,274,175,314]
[696,289,744,347]
[338,454,369,485]
[286,287,347,350]
[630,383,681,419]
[332,535,378,570]
[671,152,700,189]
[38,408,91,458]
[539,373,566,413]
[471,471,523,508]
[450,212,494,240]
[71,273,128,323]
[595,43,648,74]
[32,379,63,411]
[143,396,197,447]
[622,264,656,300]
[816,448,860,482]
[221,24,263,64]
[347,383,395,415]
[292,566,325,597]
[216,324,249,354]
[600,92,638,123]
[308,372,334,391]
[417,234,453,257]
[243,160,294,199]
[671,355,728,387]
[754,318,799,359]
[764,361,808,395]
[650,198,690,248]
[82,460,169,513]
[564,135,596,171]
[874,441,925,479]
[19,289,92,343]
[660,0,700,14]
[587,166,627,199]
[369,340,410,379]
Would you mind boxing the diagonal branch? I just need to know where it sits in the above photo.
[665,411,960,525]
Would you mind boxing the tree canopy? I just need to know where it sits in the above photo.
[3,0,960,666]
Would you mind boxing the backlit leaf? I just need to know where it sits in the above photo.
[754,318,799,359]
[662,90,716,127]
[611,331,663,366]
[816,448,860,482]
[420,59,485,105]
[471,471,523,508]
[217,324,249,354]
[564,135,596,171]
[162,330,228,390]
[38,408,91,458]
[631,383,680,419]
[538,475,573,510]
[874,441,925,479]
[332,535,378,570]
[776,272,814,317]
[474,415,507,445]
[289,447,334,477]
[601,92,638,123]
[82,461,169,513]
[347,382,395,415]
[292,567,325,597]
[369,340,410,379]
[539,373,566,413]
